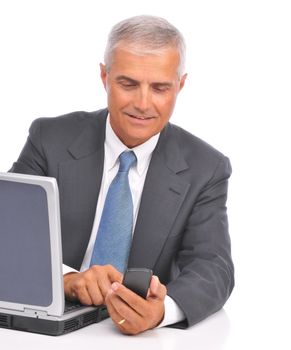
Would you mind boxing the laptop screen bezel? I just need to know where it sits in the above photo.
[0,172,64,317]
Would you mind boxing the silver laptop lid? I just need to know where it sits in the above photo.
[0,172,64,317]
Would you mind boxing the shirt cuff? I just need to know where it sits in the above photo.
[63,264,79,275]
[157,295,185,328]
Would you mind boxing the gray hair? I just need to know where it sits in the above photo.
[104,15,186,77]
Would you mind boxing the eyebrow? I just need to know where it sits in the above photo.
[115,75,173,88]
[116,75,139,84]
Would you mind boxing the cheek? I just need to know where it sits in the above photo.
[109,88,132,109]
[155,95,177,115]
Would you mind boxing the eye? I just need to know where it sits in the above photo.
[152,84,170,93]
[118,81,137,90]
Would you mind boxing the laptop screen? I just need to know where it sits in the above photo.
[0,180,53,307]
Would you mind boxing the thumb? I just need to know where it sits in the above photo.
[147,275,167,300]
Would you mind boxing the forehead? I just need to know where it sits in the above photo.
[109,46,180,80]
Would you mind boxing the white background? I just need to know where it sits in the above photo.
[0,0,290,348]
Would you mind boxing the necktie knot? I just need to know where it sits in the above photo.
[118,151,136,173]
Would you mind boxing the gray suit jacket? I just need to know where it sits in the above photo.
[11,108,234,328]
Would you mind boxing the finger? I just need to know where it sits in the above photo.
[148,276,167,300]
[73,284,93,305]
[111,282,147,316]
[72,273,92,305]
[97,270,116,299]
[107,265,123,283]
[64,273,90,303]
[106,289,127,325]
[106,286,139,321]
[89,264,123,298]
[106,288,144,333]
[64,272,79,300]
[65,287,79,302]
[86,281,104,305]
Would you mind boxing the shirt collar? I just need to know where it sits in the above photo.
[105,115,160,176]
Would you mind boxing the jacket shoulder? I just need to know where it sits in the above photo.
[166,123,231,179]
[29,109,107,142]
[169,123,229,161]
[31,109,105,131]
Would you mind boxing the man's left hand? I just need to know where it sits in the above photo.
[105,275,167,335]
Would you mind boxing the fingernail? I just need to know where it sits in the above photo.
[111,282,119,291]
[151,276,159,293]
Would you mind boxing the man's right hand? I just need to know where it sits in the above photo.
[64,264,123,305]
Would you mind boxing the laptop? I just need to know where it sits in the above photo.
[0,172,108,336]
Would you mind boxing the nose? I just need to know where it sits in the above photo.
[133,86,151,113]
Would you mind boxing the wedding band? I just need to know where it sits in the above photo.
[118,318,126,325]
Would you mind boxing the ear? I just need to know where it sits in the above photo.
[178,73,187,92]
[100,63,107,90]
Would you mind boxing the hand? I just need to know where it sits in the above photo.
[64,264,122,305]
[105,275,167,335]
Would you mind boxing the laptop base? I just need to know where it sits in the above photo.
[0,307,109,336]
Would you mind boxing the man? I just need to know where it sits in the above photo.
[10,15,234,335]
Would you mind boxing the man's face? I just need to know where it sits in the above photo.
[100,46,187,148]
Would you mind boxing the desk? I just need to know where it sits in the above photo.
[2,300,291,350]
[0,298,291,350]
[1,309,230,350]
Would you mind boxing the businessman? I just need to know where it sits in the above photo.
[10,15,234,335]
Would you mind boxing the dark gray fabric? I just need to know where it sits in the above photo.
[10,108,234,328]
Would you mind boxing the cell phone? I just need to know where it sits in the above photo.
[122,268,153,299]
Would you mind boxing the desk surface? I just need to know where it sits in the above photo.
[2,300,290,350]
[1,310,229,350]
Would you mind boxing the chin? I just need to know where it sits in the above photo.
[124,134,150,148]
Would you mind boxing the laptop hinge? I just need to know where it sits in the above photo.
[24,308,48,318]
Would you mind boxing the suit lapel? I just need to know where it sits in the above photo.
[58,110,107,268]
[128,124,190,269]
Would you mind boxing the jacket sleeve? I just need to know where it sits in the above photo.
[9,118,48,175]
[166,155,234,328]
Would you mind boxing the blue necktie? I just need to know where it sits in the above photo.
[90,151,137,272]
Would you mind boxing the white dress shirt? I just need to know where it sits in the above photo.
[64,115,185,327]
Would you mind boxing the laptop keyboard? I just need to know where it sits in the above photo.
[64,300,87,313]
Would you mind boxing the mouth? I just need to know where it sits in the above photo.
[125,112,156,121]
